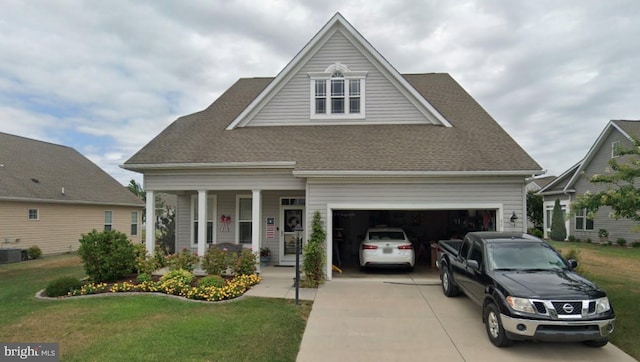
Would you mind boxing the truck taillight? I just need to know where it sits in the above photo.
[398,244,413,250]
[362,244,378,250]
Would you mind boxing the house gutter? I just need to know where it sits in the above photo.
[121,161,297,172]
[0,196,143,207]
[293,169,545,178]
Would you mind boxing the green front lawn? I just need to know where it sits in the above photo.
[550,241,640,360]
[0,254,311,361]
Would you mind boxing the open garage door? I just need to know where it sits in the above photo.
[331,209,497,274]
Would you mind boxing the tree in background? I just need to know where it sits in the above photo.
[550,198,567,241]
[572,136,640,227]
[127,179,165,223]
[526,190,544,229]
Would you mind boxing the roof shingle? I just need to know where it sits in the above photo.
[125,74,542,173]
[0,132,143,206]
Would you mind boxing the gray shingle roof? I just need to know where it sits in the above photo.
[0,132,143,206]
[125,73,542,173]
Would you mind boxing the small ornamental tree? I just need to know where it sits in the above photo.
[78,229,137,282]
[302,211,326,288]
[550,199,567,241]
[572,135,640,229]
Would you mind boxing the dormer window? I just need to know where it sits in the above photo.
[309,63,367,119]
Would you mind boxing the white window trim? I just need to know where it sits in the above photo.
[190,195,217,247]
[104,210,113,231]
[28,208,39,221]
[574,208,594,231]
[131,211,138,236]
[612,141,621,158]
[309,63,367,119]
[236,194,253,244]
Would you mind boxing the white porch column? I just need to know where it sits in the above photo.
[197,190,207,257]
[145,190,155,256]
[251,189,261,271]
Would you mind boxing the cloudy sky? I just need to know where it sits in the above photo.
[1,0,638,185]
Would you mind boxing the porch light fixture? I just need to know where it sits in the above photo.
[510,211,518,226]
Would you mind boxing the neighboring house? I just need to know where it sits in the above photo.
[123,13,543,279]
[526,176,555,193]
[539,120,640,242]
[0,132,144,255]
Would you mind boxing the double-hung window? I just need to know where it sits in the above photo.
[575,208,594,231]
[131,211,138,236]
[237,196,252,244]
[310,63,367,119]
[28,209,39,220]
[104,211,113,231]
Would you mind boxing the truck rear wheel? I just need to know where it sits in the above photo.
[441,267,459,297]
[484,303,512,347]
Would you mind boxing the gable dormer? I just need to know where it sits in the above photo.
[227,13,450,129]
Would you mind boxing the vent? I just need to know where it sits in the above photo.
[31,178,40,183]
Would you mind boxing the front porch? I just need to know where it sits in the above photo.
[144,188,307,272]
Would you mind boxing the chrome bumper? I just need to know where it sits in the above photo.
[500,313,615,341]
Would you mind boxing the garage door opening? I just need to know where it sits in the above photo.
[331,209,497,274]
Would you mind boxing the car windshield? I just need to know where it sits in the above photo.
[486,242,567,271]
[368,231,405,240]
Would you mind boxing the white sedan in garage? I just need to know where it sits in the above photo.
[359,227,415,271]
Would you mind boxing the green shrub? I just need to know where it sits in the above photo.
[166,248,199,271]
[632,241,640,248]
[586,238,592,244]
[197,275,226,288]
[137,273,153,284]
[550,199,567,241]
[78,229,137,282]
[229,249,257,276]
[134,245,161,275]
[302,211,327,288]
[159,269,194,296]
[154,245,169,268]
[616,238,627,246]
[568,235,576,242]
[529,228,544,238]
[26,245,42,259]
[598,229,609,238]
[45,276,82,297]
[201,247,228,275]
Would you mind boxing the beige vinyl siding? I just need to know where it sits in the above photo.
[0,201,142,255]
[249,30,427,126]
[573,130,639,243]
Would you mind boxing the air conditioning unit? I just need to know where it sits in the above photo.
[0,249,22,264]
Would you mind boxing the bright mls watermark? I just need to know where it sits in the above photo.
[1,343,58,361]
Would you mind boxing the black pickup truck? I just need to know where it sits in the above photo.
[436,231,615,347]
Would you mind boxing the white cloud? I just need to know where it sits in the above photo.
[0,0,639,185]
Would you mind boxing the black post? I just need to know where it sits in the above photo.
[294,225,303,305]
[295,230,300,305]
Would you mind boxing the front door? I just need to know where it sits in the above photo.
[280,198,305,265]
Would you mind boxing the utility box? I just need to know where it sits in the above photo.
[0,249,22,264]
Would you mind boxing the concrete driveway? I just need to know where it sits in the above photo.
[296,277,636,362]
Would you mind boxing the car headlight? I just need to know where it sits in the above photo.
[506,296,536,314]
[596,297,611,313]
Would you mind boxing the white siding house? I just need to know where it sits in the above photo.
[124,13,543,279]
